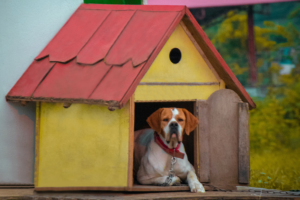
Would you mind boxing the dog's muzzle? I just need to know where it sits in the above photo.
[168,122,179,142]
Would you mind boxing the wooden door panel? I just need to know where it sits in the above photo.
[196,89,250,189]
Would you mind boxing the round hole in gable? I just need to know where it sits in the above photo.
[169,48,181,64]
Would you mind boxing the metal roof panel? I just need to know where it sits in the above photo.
[77,10,135,64]
[33,60,111,99]
[6,57,55,100]
[105,11,179,66]
[35,9,111,62]
[89,61,145,102]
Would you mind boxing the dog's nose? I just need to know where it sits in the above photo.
[170,122,178,127]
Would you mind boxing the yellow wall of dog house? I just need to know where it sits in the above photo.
[37,102,130,187]
[135,85,224,101]
[140,23,219,83]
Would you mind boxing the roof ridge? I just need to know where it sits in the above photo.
[80,4,186,11]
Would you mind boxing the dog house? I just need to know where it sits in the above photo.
[6,4,255,192]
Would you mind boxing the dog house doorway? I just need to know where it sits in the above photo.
[133,100,197,188]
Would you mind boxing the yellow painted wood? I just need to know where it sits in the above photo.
[135,85,223,101]
[37,102,130,187]
[220,79,225,89]
[140,23,219,83]
[136,23,225,101]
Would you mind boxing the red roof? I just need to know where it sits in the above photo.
[6,4,255,109]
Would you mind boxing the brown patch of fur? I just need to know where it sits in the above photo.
[182,109,199,135]
[146,108,164,135]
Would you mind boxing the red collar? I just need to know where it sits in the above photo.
[154,132,185,159]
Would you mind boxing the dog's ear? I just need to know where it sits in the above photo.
[182,109,198,135]
[147,108,164,134]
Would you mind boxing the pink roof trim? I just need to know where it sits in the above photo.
[147,0,298,8]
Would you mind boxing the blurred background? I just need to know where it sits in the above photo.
[189,1,300,191]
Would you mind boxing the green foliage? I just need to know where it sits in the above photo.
[202,2,300,190]
[288,5,300,19]
[84,0,141,4]
[249,63,300,190]
[250,149,300,190]
[206,10,300,87]
[250,62,300,151]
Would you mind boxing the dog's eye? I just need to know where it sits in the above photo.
[163,118,169,122]
[178,118,184,122]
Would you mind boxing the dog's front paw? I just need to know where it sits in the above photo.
[190,182,205,193]
[170,176,181,186]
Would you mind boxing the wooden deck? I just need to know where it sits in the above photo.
[0,188,299,200]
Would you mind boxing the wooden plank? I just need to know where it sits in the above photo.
[119,10,185,107]
[128,184,191,192]
[80,4,186,12]
[193,101,200,179]
[3,188,300,199]
[33,60,111,99]
[105,11,180,66]
[33,184,217,192]
[127,96,135,187]
[6,58,55,99]
[0,185,33,188]
[139,82,219,86]
[197,100,210,183]
[6,96,121,109]
[238,103,250,184]
[135,85,220,102]
[77,10,135,64]
[34,184,215,192]
[207,89,242,190]
[89,62,145,104]
[34,102,41,186]
[135,99,196,102]
[0,188,34,197]
[34,185,190,192]
[183,8,256,110]
[35,9,111,62]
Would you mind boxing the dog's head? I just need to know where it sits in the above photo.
[146,108,198,149]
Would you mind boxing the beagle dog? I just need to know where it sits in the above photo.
[134,108,205,193]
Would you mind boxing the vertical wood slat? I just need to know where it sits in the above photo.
[238,102,250,184]
[34,102,41,186]
[197,100,210,183]
[127,96,135,187]
[193,101,199,179]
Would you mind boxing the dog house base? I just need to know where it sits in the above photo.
[34,184,218,192]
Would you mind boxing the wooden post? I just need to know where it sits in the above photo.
[248,5,257,86]
[127,96,135,187]
[238,102,250,184]
[34,102,41,186]
[197,100,210,183]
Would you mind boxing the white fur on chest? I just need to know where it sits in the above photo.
[139,131,193,180]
